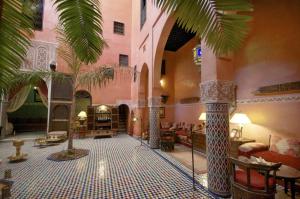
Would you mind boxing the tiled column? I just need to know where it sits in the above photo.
[200,80,235,197]
[148,96,161,149]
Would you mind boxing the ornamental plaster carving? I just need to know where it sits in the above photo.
[148,96,161,107]
[21,40,57,71]
[237,94,300,104]
[200,80,235,104]
[130,99,147,108]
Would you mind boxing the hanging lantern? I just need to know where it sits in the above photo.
[193,44,202,66]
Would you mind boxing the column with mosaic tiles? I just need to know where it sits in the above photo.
[148,96,161,149]
[200,80,235,197]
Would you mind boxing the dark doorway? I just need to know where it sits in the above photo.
[75,90,92,116]
[118,104,129,133]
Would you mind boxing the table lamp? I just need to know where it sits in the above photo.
[198,112,206,121]
[78,111,87,126]
[230,113,251,138]
[198,112,206,130]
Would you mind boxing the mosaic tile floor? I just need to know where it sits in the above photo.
[0,135,216,199]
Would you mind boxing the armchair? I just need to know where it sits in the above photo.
[230,157,281,199]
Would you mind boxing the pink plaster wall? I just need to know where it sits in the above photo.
[173,38,201,103]
[130,0,174,98]
[33,0,57,43]
[160,38,202,124]
[232,0,300,142]
[33,0,132,105]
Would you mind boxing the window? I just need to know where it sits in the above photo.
[113,21,125,35]
[140,0,146,29]
[119,54,129,66]
[25,0,44,30]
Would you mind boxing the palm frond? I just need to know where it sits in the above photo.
[53,0,106,63]
[56,26,82,74]
[0,0,33,95]
[154,0,253,55]
[77,67,114,91]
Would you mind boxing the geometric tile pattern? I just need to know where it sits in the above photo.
[149,107,160,149]
[0,135,217,198]
[206,103,231,197]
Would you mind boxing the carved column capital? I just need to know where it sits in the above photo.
[200,80,235,104]
[148,96,161,108]
[137,99,146,108]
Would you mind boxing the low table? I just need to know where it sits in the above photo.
[276,165,300,199]
[90,130,114,138]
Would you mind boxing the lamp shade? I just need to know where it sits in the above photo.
[198,112,206,121]
[230,113,251,124]
[78,111,87,119]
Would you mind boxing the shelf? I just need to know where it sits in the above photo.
[95,123,111,127]
[52,119,69,122]
[87,105,119,131]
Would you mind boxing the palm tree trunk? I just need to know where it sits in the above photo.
[67,85,76,150]
[0,0,3,20]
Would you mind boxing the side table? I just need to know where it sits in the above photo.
[78,126,88,139]
[275,165,300,199]
[230,137,255,158]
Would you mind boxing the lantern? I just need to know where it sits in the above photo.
[193,44,202,66]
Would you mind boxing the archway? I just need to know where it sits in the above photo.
[7,80,48,137]
[136,63,149,137]
[118,104,129,133]
[75,90,92,116]
[153,17,202,124]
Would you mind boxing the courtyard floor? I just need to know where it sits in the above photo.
[0,134,214,199]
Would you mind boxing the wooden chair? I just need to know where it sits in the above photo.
[160,130,175,151]
[229,157,281,199]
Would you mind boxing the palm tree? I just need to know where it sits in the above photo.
[0,0,104,95]
[154,0,253,55]
[56,27,114,151]
[11,27,114,155]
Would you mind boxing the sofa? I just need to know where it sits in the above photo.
[160,122,206,152]
[238,136,300,170]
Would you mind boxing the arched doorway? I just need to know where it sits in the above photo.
[118,104,129,133]
[75,90,92,116]
[153,18,201,124]
[7,80,48,137]
[137,64,149,137]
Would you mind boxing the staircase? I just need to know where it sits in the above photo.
[118,115,127,133]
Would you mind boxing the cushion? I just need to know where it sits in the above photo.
[235,170,275,190]
[270,136,300,158]
[161,122,171,129]
[254,151,300,170]
[238,142,269,157]
[176,130,187,136]
[48,131,67,136]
